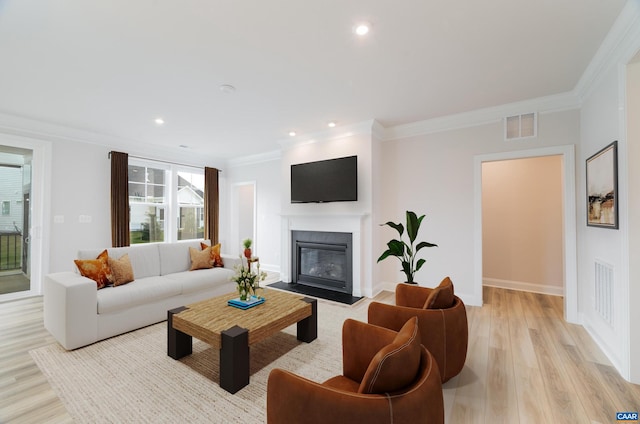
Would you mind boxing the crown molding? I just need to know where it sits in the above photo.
[0,110,220,168]
[574,0,640,103]
[226,150,281,168]
[383,91,580,141]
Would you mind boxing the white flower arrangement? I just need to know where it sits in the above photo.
[230,256,267,301]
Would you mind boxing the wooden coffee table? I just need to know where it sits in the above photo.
[167,289,317,394]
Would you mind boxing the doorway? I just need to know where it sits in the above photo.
[229,182,257,257]
[473,145,578,323]
[0,135,50,302]
[0,147,32,296]
[482,156,564,296]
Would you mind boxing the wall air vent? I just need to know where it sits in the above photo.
[504,112,537,141]
[594,259,614,327]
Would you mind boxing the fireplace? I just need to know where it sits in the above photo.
[291,230,353,295]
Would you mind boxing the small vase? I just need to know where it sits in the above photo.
[244,248,252,259]
[238,285,249,301]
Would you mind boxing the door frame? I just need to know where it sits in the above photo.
[0,133,52,301]
[473,145,578,323]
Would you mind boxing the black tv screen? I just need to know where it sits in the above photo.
[291,156,358,203]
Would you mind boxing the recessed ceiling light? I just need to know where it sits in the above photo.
[354,23,370,36]
[219,84,236,94]
[328,121,337,128]
[154,118,165,125]
[289,131,297,137]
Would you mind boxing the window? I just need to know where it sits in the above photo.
[128,160,204,244]
[1,201,9,216]
[129,163,167,243]
[177,171,205,240]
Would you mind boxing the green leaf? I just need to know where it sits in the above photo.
[387,240,405,256]
[381,221,404,237]
[377,250,394,262]
[415,258,426,272]
[406,211,425,243]
[415,241,438,252]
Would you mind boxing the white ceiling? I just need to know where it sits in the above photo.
[0,0,628,160]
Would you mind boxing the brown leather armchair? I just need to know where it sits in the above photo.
[368,278,468,383]
[267,317,444,424]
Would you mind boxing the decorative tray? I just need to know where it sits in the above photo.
[227,296,265,310]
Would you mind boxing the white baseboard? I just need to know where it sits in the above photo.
[483,277,563,296]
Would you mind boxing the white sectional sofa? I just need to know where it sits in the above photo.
[44,240,239,350]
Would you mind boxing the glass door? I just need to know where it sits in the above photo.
[0,148,32,296]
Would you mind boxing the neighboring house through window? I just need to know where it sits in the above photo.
[128,160,204,244]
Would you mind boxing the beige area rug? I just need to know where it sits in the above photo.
[30,300,368,423]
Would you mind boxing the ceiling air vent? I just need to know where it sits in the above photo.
[504,112,537,141]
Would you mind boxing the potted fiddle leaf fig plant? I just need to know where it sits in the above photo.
[377,211,437,284]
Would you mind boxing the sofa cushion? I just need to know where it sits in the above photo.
[97,276,182,314]
[358,317,421,394]
[424,277,455,309]
[164,268,234,294]
[78,244,161,280]
[157,240,204,275]
[189,246,213,270]
[108,253,135,286]
[74,249,111,289]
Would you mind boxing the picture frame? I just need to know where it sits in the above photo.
[586,140,618,229]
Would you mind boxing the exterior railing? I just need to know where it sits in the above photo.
[0,231,21,271]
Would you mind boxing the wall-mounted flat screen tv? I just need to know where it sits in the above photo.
[291,155,358,203]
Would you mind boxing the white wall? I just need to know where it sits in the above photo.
[224,157,282,271]
[378,110,580,305]
[579,65,628,374]
[625,57,640,383]
[482,156,564,294]
[49,140,112,272]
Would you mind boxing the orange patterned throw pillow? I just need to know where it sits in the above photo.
[200,242,224,267]
[108,253,135,286]
[74,249,112,289]
[190,246,213,270]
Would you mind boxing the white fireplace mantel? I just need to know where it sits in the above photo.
[280,213,370,297]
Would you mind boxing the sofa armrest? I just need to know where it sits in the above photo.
[267,368,392,424]
[44,272,98,350]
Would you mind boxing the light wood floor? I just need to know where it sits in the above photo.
[1,286,639,423]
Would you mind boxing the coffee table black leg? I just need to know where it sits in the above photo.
[220,325,249,394]
[297,297,317,342]
[168,307,192,359]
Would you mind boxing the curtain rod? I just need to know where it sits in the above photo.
[108,151,222,172]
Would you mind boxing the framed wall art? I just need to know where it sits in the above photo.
[586,140,618,229]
